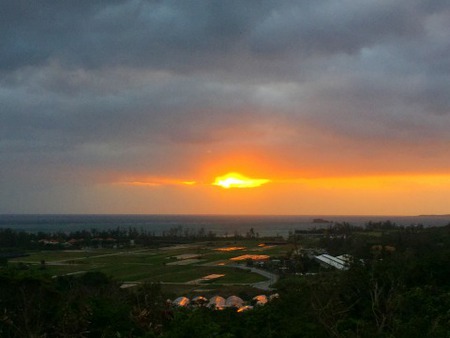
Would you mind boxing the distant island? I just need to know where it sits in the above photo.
[312,218,331,223]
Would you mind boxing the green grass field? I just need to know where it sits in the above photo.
[8,240,287,289]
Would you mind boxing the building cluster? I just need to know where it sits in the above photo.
[314,253,353,270]
[170,293,279,312]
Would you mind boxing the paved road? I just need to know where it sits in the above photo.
[228,264,278,291]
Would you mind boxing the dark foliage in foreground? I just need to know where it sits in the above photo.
[1,225,450,337]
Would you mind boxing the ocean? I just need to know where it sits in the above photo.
[1,214,449,238]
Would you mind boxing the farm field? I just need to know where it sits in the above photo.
[9,240,288,292]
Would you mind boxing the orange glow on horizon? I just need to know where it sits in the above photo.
[213,172,271,189]
[119,178,197,187]
[278,174,450,190]
[103,172,450,215]
[117,173,450,192]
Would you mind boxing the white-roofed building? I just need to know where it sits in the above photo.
[208,296,226,310]
[191,296,208,306]
[173,296,190,307]
[225,295,244,308]
[315,254,349,270]
[253,295,268,306]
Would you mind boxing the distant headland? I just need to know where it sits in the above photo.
[417,214,450,217]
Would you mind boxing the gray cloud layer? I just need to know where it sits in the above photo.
[1,0,450,211]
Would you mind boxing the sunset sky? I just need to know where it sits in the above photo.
[1,1,450,215]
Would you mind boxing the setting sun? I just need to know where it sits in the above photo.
[213,172,270,189]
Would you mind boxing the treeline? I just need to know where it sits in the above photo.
[293,224,450,336]
[294,220,433,235]
[317,221,450,259]
[0,271,172,337]
[0,226,283,252]
[0,226,220,251]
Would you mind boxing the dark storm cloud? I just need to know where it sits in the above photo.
[1,67,265,146]
[0,0,269,72]
[1,0,450,207]
[2,0,443,72]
